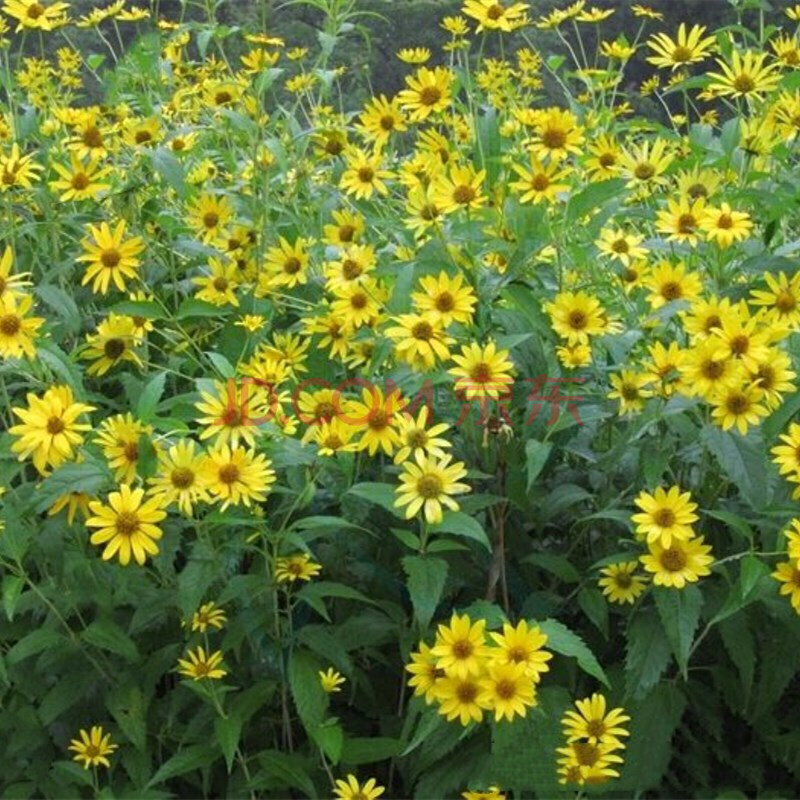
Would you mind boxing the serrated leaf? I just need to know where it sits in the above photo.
[402,556,448,629]
[525,439,552,490]
[258,750,316,797]
[215,714,242,774]
[146,744,217,787]
[82,618,139,661]
[347,482,403,517]
[654,585,703,679]
[719,615,755,706]
[341,736,401,765]
[289,649,326,737]
[137,372,167,421]
[625,607,672,700]
[523,553,580,583]
[428,512,490,551]
[33,460,111,513]
[538,618,609,687]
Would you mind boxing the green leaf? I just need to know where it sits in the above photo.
[215,714,242,774]
[314,720,343,764]
[341,736,401,765]
[618,683,686,792]
[577,586,608,638]
[538,618,609,687]
[402,556,448,629]
[525,440,552,490]
[109,299,165,320]
[523,553,580,583]
[289,649,326,737]
[700,426,771,510]
[347,482,403,517]
[82,618,139,661]
[137,372,167,422]
[719,615,755,705]
[257,750,316,797]
[625,607,672,700]
[7,628,64,664]
[428,512,491,551]
[566,179,624,223]
[489,686,571,792]
[149,148,186,197]
[176,298,226,319]
[653,585,703,679]
[146,744,217,787]
[2,575,24,621]
[107,686,148,752]
[33,460,111,513]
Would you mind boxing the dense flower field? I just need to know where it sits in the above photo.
[4,0,800,796]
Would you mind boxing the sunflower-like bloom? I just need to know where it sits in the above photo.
[394,452,470,524]
[646,23,716,70]
[77,220,145,294]
[86,484,167,566]
[68,726,118,770]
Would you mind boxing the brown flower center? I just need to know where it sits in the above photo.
[101,249,121,268]
[104,338,126,359]
[0,314,20,336]
[654,508,676,528]
[453,185,476,205]
[203,212,219,230]
[47,416,65,434]
[115,511,139,536]
[411,320,434,340]
[419,86,442,106]
[659,546,687,572]
[218,463,240,484]
[357,167,374,183]
[417,474,443,498]
[171,467,194,489]
[660,281,682,301]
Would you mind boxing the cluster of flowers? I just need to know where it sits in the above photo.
[556,693,630,787]
[406,614,552,725]
[599,484,715,602]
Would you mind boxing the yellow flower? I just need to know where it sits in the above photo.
[700,203,752,247]
[339,148,393,200]
[262,236,311,290]
[655,196,706,245]
[177,646,227,681]
[319,667,346,693]
[406,641,445,704]
[394,452,470,524]
[397,67,453,121]
[608,370,653,415]
[0,291,43,359]
[357,94,407,146]
[10,385,94,475]
[190,601,227,632]
[323,209,365,247]
[620,138,673,191]
[632,485,698,547]
[275,553,322,583]
[598,562,647,604]
[707,50,780,99]
[147,439,209,516]
[397,47,430,64]
[195,380,270,450]
[95,413,154,484]
[710,381,769,435]
[385,313,452,371]
[462,0,528,33]
[646,23,715,70]
[562,693,630,747]
[645,261,702,309]
[488,620,552,681]
[449,341,514,400]
[640,534,714,588]
[203,444,276,510]
[431,613,491,678]
[0,245,31,302]
[187,193,235,243]
[478,661,536,722]
[526,107,584,161]
[750,271,800,329]
[68,726,118,770]
[193,257,241,307]
[393,406,452,465]
[462,789,506,800]
[49,491,91,524]
[77,220,145,294]
[545,291,607,345]
[435,674,490,725]
[86,484,167,566]
[596,227,647,265]
[82,313,142,375]
[50,154,112,201]
[333,775,385,800]
[771,422,800,478]
[509,155,571,204]
[432,163,487,214]
[411,271,476,327]
[235,314,268,333]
